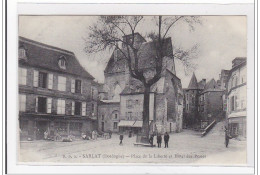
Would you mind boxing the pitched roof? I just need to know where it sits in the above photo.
[198,81,205,90]
[104,37,173,74]
[201,78,223,93]
[19,36,94,79]
[187,73,198,89]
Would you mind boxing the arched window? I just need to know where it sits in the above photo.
[113,84,122,100]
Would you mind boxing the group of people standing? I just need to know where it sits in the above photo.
[150,132,170,148]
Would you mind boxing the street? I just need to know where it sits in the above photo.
[19,122,246,165]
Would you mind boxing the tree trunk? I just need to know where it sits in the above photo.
[142,86,150,138]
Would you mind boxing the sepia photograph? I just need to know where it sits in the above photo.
[18,15,247,165]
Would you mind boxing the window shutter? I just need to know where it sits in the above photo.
[62,100,66,114]
[33,70,39,87]
[71,101,75,115]
[47,98,52,113]
[48,74,53,89]
[71,79,75,93]
[22,68,27,85]
[235,96,238,110]
[57,100,61,114]
[35,97,38,112]
[82,102,86,116]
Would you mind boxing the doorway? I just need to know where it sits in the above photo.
[36,121,48,140]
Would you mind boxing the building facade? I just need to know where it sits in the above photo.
[198,79,224,121]
[226,57,247,138]
[18,37,97,141]
[97,33,183,134]
[183,73,224,128]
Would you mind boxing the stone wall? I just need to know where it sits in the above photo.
[98,102,120,133]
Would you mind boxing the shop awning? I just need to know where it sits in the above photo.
[118,120,135,127]
[132,120,152,128]
[228,111,247,118]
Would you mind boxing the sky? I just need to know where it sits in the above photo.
[19,16,247,88]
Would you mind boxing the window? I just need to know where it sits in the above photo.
[58,76,66,91]
[101,115,104,120]
[19,94,26,112]
[186,94,189,101]
[126,100,133,108]
[241,75,246,84]
[231,75,238,88]
[75,80,81,93]
[58,58,66,69]
[57,99,65,114]
[113,84,122,100]
[192,97,195,105]
[113,122,118,129]
[55,122,68,132]
[38,97,47,113]
[92,103,95,113]
[230,96,235,111]
[19,67,27,85]
[186,104,189,111]
[38,72,48,88]
[115,114,118,119]
[91,88,94,99]
[19,48,26,59]
[127,112,132,120]
[75,101,81,115]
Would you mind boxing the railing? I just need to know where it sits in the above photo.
[201,120,216,137]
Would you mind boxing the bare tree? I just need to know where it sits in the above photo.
[84,15,201,138]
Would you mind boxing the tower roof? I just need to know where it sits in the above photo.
[187,73,198,89]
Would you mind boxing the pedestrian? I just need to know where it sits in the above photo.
[164,132,170,148]
[119,133,124,145]
[109,130,112,139]
[92,130,95,140]
[44,130,48,140]
[225,126,232,148]
[149,134,154,147]
[157,134,162,148]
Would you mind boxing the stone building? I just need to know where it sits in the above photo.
[226,57,247,138]
[198,79,224,121]
[183,73,224,128]
[219,69,230,112]
[18,36,97,141]
[98,33,183,134]
[183,73,204,127]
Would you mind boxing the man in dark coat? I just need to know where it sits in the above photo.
[225,126,232,148]
[149,135,154,147]
[164,132,170,148]
[157,134,162,148]
[119,134,124,145]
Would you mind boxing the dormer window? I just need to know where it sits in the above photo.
[19,48,26,60]
[58,56,66,69]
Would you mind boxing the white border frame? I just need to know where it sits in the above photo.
[6,2,255,174]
